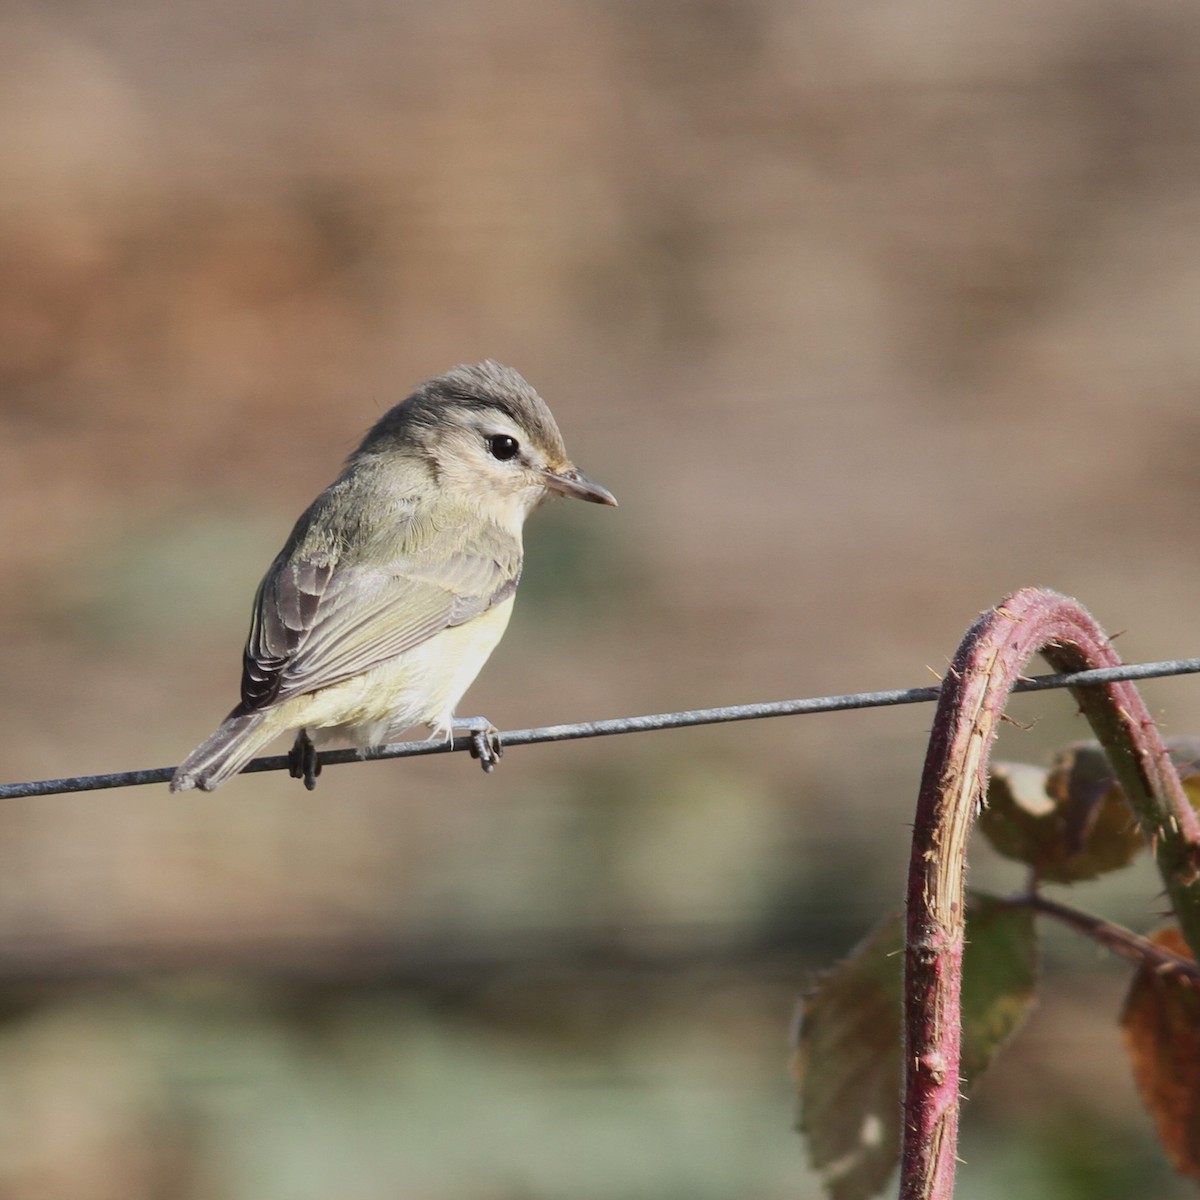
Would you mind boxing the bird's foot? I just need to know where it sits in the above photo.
[452,716,503,773]
[288,728,322,791]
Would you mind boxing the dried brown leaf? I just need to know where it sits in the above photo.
[981,747,1143,882]
[1121,926,1200,1182]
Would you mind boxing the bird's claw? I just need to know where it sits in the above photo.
[288,728,322,791]
[454,717,503,773]
[471,728,503,773]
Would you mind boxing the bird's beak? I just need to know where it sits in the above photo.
[543,466,618,506]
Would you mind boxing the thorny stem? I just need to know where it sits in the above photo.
[901,588,1200,1200]
[1004,891,1200,984]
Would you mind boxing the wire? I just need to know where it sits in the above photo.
[3,656,1199,801]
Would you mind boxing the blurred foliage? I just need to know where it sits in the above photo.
[960,1112,1193,1200]
[0,983,805,1200]
[513,500,643,626]
[43,508,284,649]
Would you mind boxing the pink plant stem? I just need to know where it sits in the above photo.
[900,588,1200,1200]
[1014,892,1200,983]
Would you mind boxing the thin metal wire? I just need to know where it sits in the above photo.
[3,656,1199,801]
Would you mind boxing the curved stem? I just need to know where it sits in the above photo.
[901,587,1200,1200]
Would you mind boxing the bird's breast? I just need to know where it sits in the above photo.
[287,596,517,748]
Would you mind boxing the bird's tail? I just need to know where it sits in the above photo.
[170,709,276,792]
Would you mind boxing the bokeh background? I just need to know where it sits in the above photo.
[2,1,1200,1197]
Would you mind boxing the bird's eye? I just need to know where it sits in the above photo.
[487,434,520,461]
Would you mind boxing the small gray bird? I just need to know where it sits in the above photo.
[171,361,616,792]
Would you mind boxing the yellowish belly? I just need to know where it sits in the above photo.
[280,597,515,748]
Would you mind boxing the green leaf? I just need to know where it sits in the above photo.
[795,912,904,1200]
[960,894,1038,1081]
[795,896,1039,1200]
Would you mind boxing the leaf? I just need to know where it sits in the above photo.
[959,894,1038,1081]
[978,761,1054,863]
[795,895,1038,1200]
[794,912,904,1200]
[980,746,1143,883]
[1164,737,1200,816]
[1120,926,1200,1182]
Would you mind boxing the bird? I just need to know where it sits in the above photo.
[170,361,616,792]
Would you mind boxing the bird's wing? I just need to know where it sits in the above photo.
[238,528,519,713]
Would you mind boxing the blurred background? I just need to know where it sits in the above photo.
[2,0,1200,1196]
